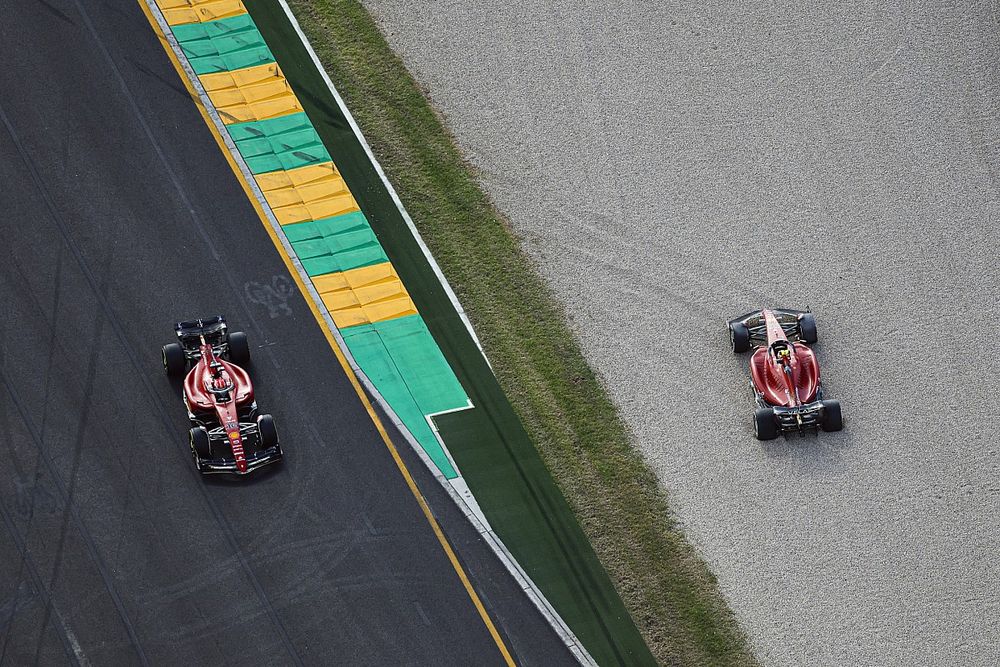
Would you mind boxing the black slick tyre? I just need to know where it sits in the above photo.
[228,331,251,366]
[162,343,186,377]
[798,314,818,344]
[821,400,843,432]
[257,414,278,449]
[730,322,751,353]
[189,427,211,469]
[754,408,778,440]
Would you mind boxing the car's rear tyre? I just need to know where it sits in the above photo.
[189,427,211,468]
[730,322,751,353]
[754,408,778,440]
[257,414,278,449]
[821,400,843,432]
[162,343,186,377]
[228,331,251,366]
[798,313,818,344]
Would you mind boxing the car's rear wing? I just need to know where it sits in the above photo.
[173,316,228,355]
[727,308,812,347]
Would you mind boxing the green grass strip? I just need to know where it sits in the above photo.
[227,112,331,173]
[283,211,388,274]
[172,14,274,75]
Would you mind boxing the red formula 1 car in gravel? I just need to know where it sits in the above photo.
[161,316,282,474]
[728,308,843,440]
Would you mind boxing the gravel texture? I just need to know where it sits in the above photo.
[362,1,1000,664]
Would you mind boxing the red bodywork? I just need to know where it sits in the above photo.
[184,344,255,473]
[749,310,820,407]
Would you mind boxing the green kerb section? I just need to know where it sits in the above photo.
[227,113,331,174]
[341,315,467,479]
[283,211,388,274]
[243,2,658,665]
[172,14,274,75]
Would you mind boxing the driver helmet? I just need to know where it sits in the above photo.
[207,362,233,399]
[776,345,792,364]
[211,375,232,402]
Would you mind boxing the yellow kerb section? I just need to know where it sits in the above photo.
[254,162,360,226]
[313,263,418,328]
[199,63,303,124]
[158,0,246,25]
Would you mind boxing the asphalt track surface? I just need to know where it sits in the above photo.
[0,2,577,665]
[363,1,1000,665]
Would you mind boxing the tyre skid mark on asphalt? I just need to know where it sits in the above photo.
[135,567,420,644]
[132,528,366,608]
[0,494,84,666]
[0,342,83,666]
[137,476,406,604]
[0,101,149,667]
[32,289,107,667]
[36,249,65,462]
[225,420,338,554]
[1,245,186,536]
[0,583,34,641]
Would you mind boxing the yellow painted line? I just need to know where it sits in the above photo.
[200,63,303,124]
[158,0,246,25]
[254,162,359,225]
[137,3,515,665]
[313,263,418,328]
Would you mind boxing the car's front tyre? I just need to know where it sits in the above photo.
[257,414,279,449]
[730,322,751,353]
[798,313,818,344]
[189,427,211,469]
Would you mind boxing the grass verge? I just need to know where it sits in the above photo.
[284,1,757,664]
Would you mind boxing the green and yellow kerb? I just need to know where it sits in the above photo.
[156,0,471,479]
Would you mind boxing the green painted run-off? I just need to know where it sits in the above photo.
[342,315,468,479]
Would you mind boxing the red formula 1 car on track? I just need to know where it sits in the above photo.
[161,316,282,474]
[728,308,843,440]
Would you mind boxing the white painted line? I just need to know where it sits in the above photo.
[426,400,473,485]
[145,3,594,664]
[273,0,492,371]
